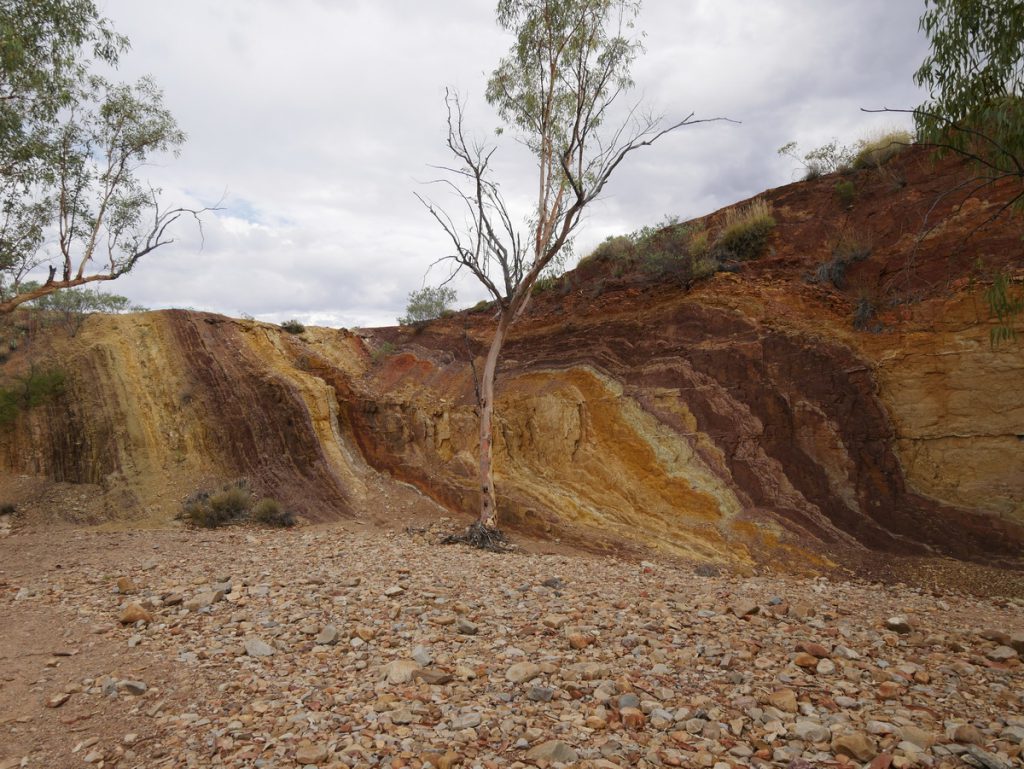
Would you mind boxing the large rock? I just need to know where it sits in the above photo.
[294,743,328,765]
[525,740,578,764]
[793,720,831,744]
[505,662,542,683]
[769,688,798,713]
[381,659,422,685]
[315,624,339,645]
[243,637,276,657]
[118,603,153,625]
[832,732,878,761]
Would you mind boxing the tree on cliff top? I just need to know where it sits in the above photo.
[418,0,719,545]
[0,0,209,315]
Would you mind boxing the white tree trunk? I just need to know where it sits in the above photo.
[477,308,513,526]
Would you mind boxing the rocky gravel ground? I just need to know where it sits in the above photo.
[1,521,1023,769]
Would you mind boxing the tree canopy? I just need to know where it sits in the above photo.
[0,0,203,314]
[914,0,1024,191]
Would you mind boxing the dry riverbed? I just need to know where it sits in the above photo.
[1,522,1022,769]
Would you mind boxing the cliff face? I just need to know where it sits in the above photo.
[2,149,1022,566]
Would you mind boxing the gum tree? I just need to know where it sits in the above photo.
[0,0,207,314]
[913,0,1024,343]
[419,0,717,544]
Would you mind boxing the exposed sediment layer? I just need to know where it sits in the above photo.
[2,149,1022,565]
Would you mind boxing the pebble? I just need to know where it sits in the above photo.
[4,525,1022,769]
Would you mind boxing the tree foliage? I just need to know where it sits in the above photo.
[28,284,143,336]
[399,285,457,325]
[0,0,207,315]
[914,0,1024,195]
[911,0,1024,344]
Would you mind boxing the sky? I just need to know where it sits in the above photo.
[89,0,931,329]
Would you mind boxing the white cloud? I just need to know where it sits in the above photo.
[93,0,929,327]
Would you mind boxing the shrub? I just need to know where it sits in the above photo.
[852,287,884,332]
[637,218,686,279]
[0,366,66,425]
[531,275,559,295]
[252,498,295,528]
[371,340,396,361]
[399,286,457,325]
[834,180,857,208]
[691,254,720,280]
[714,199,776,261]
[29,286,144,337]
[0,389,16,425]
[579,234,635,267]
[179,479,253,528]
[814,234,872,289]
[638,220,720,286]
[689,228,710,259]
[778,140,854,179]
[852,129,913,169]
[281,319,306,334]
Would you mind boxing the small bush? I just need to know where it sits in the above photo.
[691,254,720,280]
[281,319,306,334]
[778,140,854,179]
[371,340,396,361]
[639,221,721,286]
[180,479,253,528]
[252,498,295,528]
[814,234,872,289]
[531,275,559,295]
[852,129,913,169]
[579,234,635,267]
[851,285,885,332]
[714,199,776,261]
[0,366,66,425]
[834,180,857,208]
[689,229,710,259]
[0,389,18,425]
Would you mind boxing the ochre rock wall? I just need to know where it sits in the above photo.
[2,149,1022,565]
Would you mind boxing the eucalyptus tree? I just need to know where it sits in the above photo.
[0,0,206,314]
[419,0,718,543]
[913,0,1024,195]
[912,0,1024,344]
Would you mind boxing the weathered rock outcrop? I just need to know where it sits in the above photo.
[2,149,1022,566]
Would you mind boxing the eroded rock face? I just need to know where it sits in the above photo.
[1,150,1021,566]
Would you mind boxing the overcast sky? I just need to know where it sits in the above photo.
[93,0,930,328]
